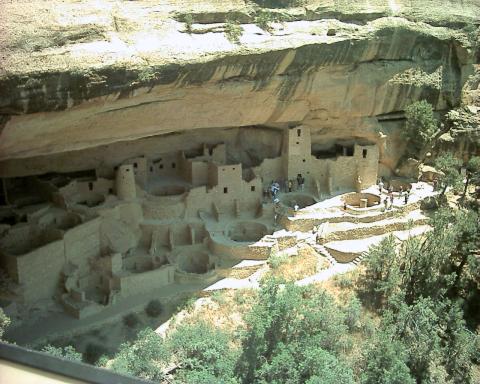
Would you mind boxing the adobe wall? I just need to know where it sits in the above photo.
[151,153,181,178]
[64,218,101,275]
[143,196,186,220]
[116,265,175,297]
[16,240,65,302]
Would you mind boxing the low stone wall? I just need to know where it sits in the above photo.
[209,234,271,260]
[117,265,175,298]
[324,247,358,263]
[319,217,429,243]
[143,198,185,220]
[174,269,217,284]
[285,201,421,232]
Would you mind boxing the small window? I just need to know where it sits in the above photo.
[232,168,235,170]
[114,166,118,171]
[134,163,138,168]
[159,164,163,169]
[362,149,367,158]
[108,188,113,194]
[126,168,130,172]
[88,182,93,191]
[224,187,228,194]
[251,186,255,192]
[297,129,301,137]
[302,159,306,162]
[296,141,300,145]
[150,166,153,172]
[172,163,176,169]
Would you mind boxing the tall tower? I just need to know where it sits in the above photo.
[115,164,136,200]
[282,126,312,180]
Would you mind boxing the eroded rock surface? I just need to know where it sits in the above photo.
[0,0,478,176]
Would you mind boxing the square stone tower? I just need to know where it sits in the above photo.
[282,126,312,180]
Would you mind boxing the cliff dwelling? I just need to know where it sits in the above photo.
[0,0,479,381]
[0,125,381,318]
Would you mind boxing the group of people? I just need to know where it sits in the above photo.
[265,174,306,202]
[378,178,411,210]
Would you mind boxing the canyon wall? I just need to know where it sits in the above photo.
[0,1,478,177]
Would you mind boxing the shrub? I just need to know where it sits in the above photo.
[167,321,238,383]
[255,11,275,32]
[184,14,194,34]
[110,329,167,381]
[41,345,82,362]
[145,299,163,318]
[224,19,243,44]
[268,250,289,269]
[84,342,109,364]
[123,313,141,328]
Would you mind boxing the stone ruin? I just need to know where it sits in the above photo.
[0,125,381,319]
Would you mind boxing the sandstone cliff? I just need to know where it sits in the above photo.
[0,0,478,177]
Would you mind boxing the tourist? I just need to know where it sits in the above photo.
[383,197,388,211]
[270,181,279,200]
[343,202,347,211]
[294,203,299,212]
[378,178,384,194]
[296,174,305,191]
[288,179,293,192]
[404,191,409,205]
[389,192,394,207]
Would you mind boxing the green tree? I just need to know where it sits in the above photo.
[360,235,402,308]
[434,152,462,196]
[361,327,414,384]
[404,100,439,157]
[110,328,168,381]
[461,156,480,202]
[236,278,354,384]
[167,321,239,384]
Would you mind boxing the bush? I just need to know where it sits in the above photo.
[224,19,243,44]
[184,14,194,33]
[167,321,239,383]
[111,329,167,381]
[84,342,109,364]
[123,313,141,328]
[268,250,289,269]
[145,299,163,318]
[255,11,275,32]
[41,345,82,362]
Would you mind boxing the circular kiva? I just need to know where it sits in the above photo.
[176,251,213,274]
[342,192,380,208]
[227,221,269,243]
[280,193,316,209]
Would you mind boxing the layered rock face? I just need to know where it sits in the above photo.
[0,0,478,177]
